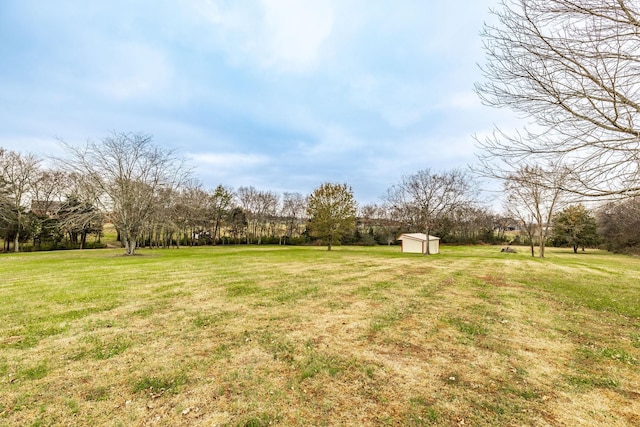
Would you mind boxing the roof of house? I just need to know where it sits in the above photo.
[30,200,62,216]
[397,233,440,241]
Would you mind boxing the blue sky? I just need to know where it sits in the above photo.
[0,0,514,203]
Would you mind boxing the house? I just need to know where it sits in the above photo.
[30,200,62,218]
[397,233,440,254]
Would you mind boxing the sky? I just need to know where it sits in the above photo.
[0,0,516,204]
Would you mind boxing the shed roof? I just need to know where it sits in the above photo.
[397,233,440,242]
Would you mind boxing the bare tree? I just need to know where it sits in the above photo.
[236,186,259,244]
[504,165,569,257]
[357,203,379,244]
[29,169,67,247]
[280,192,307,244]
[176,182,210,246]
[30,169,66,215]
[506,203,538,257]
[236,186,279,244]
[60,132,188,255]
[147,186,179,248]
[376,203,403,246]
[254,190,279,244]
[56,195,104,249]
[445,206,496,244]
[0,149,40,252]
[357,203,402,245]
[385,169,476,254]
[597,197,640,253]
[476,0,640,197]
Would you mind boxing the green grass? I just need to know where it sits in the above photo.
[72,334,132,360]
[132,373,188,396]
[1,245,639,425]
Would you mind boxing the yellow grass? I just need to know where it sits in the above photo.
[0,245,639,426]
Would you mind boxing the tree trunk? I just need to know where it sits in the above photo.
[123,233,137,256]
[128,239,137,255]
[529,237,534,257]
[14,231,20,253]
[424,225,431,255]
[213,220,220,245]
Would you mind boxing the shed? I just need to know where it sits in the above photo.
[397,233,440,254]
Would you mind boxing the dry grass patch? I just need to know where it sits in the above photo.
[0,245,639,425]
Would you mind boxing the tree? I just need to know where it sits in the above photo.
[444,206,497,244]
[227,207,248,243]
[307,182,357,251]
[146,186,179,248]
[57,195,104,249]
[597,197,640,253]
[61,131,188,255]
[210,185,233,244]
[236,186,259,244]
[552,205,598,253]
[506,203,537,257]
[236,186,279,244]
[370,203,403,246]
[357,203,381,246]
[280,192,307,244]
[0,149,40,252]
[384,169,475,254]
[29,168,67,248]
[503,165,568,257]
[476,0,640,197]
[175,183,210,246]
[253,190,279,244]
[357,203,403,246]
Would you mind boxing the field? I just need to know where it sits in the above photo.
[1,245,639,426]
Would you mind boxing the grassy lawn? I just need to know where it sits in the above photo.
[1,245,639,426]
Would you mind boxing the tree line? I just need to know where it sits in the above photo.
[0,133,517,255]
[2,132,638,256]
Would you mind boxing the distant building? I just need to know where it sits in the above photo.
[30,200,61,218]
[397,233,440,254]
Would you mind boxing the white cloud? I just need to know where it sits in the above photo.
[93,42,173,100]
[345,75,433,128]
[260,0,334,72]
[190,0,334,73]
[306,124,363,156]
[189,152,269,171]
[187,151,274,188]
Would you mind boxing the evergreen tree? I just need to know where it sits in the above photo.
[307,183,356,251]
[552,205,598,253]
